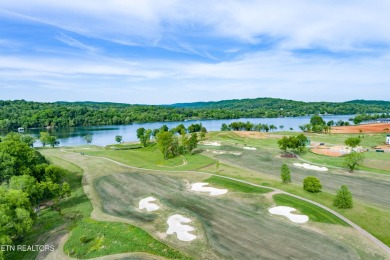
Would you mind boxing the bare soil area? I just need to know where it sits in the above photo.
[331,123,390,134]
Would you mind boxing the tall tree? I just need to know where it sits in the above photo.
[343,152,365,172]
[344,137,361,148]
[281,164,291,183]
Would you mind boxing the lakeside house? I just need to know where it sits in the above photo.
[17,127,24,133]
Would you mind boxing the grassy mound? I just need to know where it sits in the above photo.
[273,194,348,226]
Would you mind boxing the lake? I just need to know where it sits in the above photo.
[24,115,354,147]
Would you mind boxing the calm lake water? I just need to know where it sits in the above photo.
[24,115,354,147]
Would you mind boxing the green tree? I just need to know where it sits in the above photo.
[115,135,123,143]
[39,132,50,147]
[47,135,60,148]
[221,123,229,131]
[0,136,46,181]
[333,185,353,209]
[0,187,33,246]
[156,131,174,159]
[58,182,71,202]
[9,175,40,206]
[83,133,93,144]
[200,127,207,140]
[188,132,199,153]
[344,137,361,148]
[310,115,325,126]
[303,176,322,193]
[281,164,291,183]
[136,128,152,147]
[20,135,36,147]
[343,152,365,172]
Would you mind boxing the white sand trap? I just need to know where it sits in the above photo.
[191,182,228,196]
[269,206,309,223]
[139,197,160,212]
[166,214,196,241]
[243,146,257,150]
[203,141,221,146]
[293,163,328,171]
[232,152,242,156]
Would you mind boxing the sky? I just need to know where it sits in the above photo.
[0,1,390,104]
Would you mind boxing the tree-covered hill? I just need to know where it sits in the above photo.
[1,98,389,131]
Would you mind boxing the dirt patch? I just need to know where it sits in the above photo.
[311,148,344,157]
[373,145,390,151]
[331,123,390,134]
[234,131,269,139]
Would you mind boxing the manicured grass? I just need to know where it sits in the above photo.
[106,143,143,150]
[302,150,390,174]
[82,145,215,171]
[205,176,273,194]
[273,194,348,226]
[64,218,190,259]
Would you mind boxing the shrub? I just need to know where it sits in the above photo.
[333,185,353,209]
[303,176,322,193]
[281,164,291,183]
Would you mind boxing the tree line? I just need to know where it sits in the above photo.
[0,133,70,259]
[134,123,207,159]
[1,98,389,132]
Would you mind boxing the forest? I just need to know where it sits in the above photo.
[0,133,70,259]
[0,98,389,132]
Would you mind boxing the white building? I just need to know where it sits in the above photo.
[17,127,25,133]
[386,134,390,145]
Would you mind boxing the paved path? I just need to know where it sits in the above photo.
[57,149,390,256]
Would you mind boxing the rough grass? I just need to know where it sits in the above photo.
[64,218,190,259]
[273,194,348,226]
[213,146,390,208]
[95,172,360,259]
[40,147,388,257]
[13,153,189,260]
[205,176,272,194]
[200,149,390,248]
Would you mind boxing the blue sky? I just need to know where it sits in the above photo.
[1,1,390,104]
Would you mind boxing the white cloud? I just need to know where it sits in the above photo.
[56,33,99,52]
[1,1,390,103]
[1,0,390,51]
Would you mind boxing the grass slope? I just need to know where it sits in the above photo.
[205,176,272,194]
[64,218,190,259]
[273,194,348,226]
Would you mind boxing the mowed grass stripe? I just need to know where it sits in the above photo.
[273,194,349,226]
[206,176,272,194]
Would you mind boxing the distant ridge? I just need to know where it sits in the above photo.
[1,98,389,131]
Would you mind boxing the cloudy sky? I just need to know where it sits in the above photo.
[1,1,389,104]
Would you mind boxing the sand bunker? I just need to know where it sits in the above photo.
[203,141,221,146]
[166,214,196,241]
[138,197,160,212]
[293,163,328,172]
[243,146,257,150]
[269,206,309,224]
[191,182,228,196]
